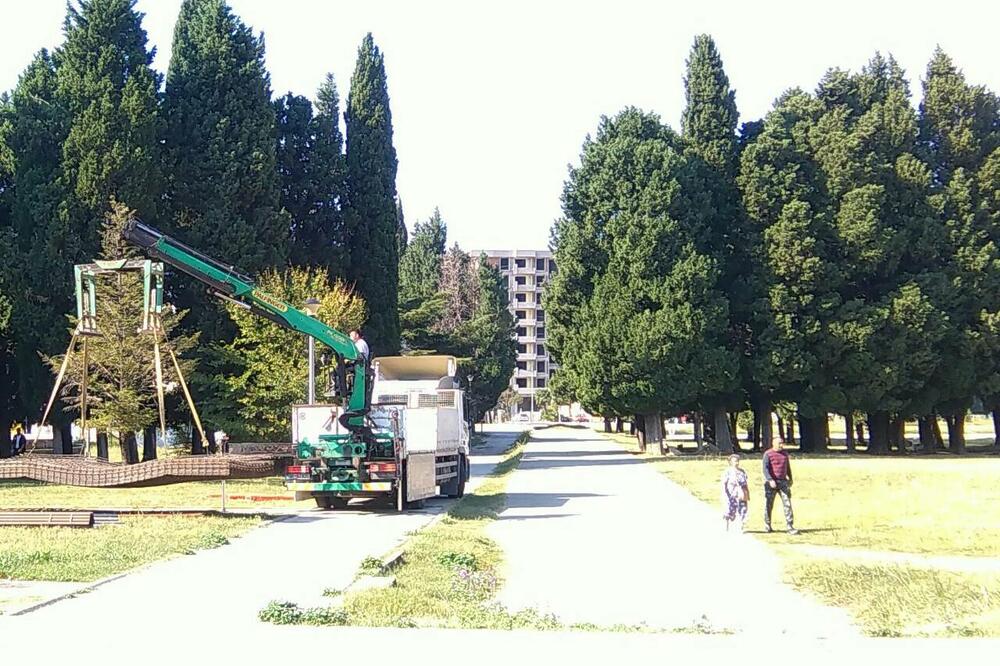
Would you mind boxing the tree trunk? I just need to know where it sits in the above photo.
[918,416,936,452]
[123,431,140,465]
[867,411,890,454]
[889,415,906,453]
[729,412,740,448]
[0,421,10,458]
[207,429,218,454]
[615,417,624,433]
[786,418,795,445]
[992,408,1000,451]
[191,423,206,455]
[945,413,966,455]
[641,412,664,455]
[844,414,855,452]
[96,431,109,460]
[756,399,773,451]
[634,414,647,452]
[798,412,828,453]
[603,417,612,433]
[931,417,945,449]
[712,407,733,453]
[776,416,785,443]
[752,408,762,452]
[693,412,703,448]
[855,420,866,447]
[56,421,74,454]
[798,413,813,453]
[142,426,157,462]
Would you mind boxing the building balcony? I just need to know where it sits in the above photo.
[517,352,534,361]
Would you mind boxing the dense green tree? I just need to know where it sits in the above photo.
[396,197,408,259]
[204,268,365,441]
[5,51,66,439]
[343,33,400,356]
[0,102,17,456]
[163,0,289,341]
[399,208,447,302]
[680,34,744,448]
[275,73,347,277]
[461,256,517,423]
[918,49,1000,452]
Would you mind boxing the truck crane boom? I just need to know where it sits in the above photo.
[121,219,370,432]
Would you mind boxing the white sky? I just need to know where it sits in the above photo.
[2,0,998,251]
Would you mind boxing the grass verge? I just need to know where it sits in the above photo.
[783,555,1000,637]
[0,514,261,581]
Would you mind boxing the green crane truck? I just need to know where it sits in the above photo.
[123,220,468,510]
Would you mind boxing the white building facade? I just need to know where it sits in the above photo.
[475,249,557,417]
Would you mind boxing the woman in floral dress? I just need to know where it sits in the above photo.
[721,453,749,532]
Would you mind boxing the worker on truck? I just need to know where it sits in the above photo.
[350,329,370,363]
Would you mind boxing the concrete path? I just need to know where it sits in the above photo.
[488,426,857,637]
[0,427,523,630]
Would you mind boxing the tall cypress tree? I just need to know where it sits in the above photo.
[275,73,346,277]
[918,48,1000,452]
[163,0,288,341]
[680,34,743,448]
[5,51,67,430]
[0,101,18,455]
[344,33,400,355]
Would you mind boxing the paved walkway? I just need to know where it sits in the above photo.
[488,426,857,637]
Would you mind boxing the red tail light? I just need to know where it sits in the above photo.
[367,462,397,473]
[287,465,311,474]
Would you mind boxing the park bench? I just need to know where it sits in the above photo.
[0,511,94,527]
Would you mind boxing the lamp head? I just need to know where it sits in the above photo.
[303,297,321,316]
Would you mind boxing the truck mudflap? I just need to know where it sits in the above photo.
[287,481,393,493]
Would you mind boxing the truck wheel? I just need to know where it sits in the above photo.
[448,454,467,498]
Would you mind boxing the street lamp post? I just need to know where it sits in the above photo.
[467,373,475,434]
[304,297,321,404]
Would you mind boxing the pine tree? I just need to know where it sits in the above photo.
[0,105,18,456]
[275,74,347,277]
[395,197,408,259]
[399,207,447,302]
[50,202,197,462]
[163,0,289,341]
[344,33,400,356]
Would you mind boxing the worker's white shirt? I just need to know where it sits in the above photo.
[354,338,370,361]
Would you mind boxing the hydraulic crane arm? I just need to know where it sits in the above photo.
[122,220,370,428]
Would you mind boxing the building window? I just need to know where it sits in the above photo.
[537,277,545,288]
[519,397,532,411]
[502,275,509,288]
[537,344,546,356]
[550,369,556,378]
[516,326,527,337]
[515,258,526,269]
[516,361,527,371]
[516,378,528,388]
[536,311,545,323]
[537,378,546,388]
[549,259,557,273]
[536,327,546,339]
[516,293,526,303]
[500,257,509,270]
[515,275,526,286]
[515,309,526,320]
[536,258,546,271]
[537,361,546,373]
[517,343,527,354]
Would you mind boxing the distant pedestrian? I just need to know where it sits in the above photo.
[11,426,27,456]
[763,437,798,534]
[349,329,369,363]
[721,453,749,532]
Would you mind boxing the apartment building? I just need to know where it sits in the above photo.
[475,249,557,416]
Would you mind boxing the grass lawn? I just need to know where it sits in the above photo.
[0,477,312,511]
[604,429,1000,636]
[606,432,1000,556]
[0,514,261,582]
